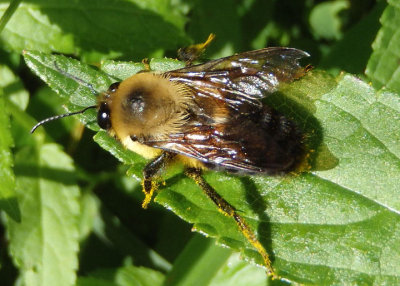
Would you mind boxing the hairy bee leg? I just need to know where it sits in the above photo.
[185,167,276,278]
[142,152,176,209]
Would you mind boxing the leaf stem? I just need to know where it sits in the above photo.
[0,0,22,35]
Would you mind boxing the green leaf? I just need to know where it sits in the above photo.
[7,143,80,286]
[101,58,185,81]
[0,64,29,110]
[101,60,146,81]
[27,87,79,141]
[366,0,400,92]
[164,234,232,286]
[77,277,119,286]
[209,253,268,286]
[0,0,188,62]
[23,51,400,284]
[24,51,111,131]
[114,265,164,286]
[320,1,385,75]
[156,74,400,284]
[309,0,350,41]
[88,195,173,273]
[0,86,20,221]
[165,235,268,286]
[93,131,143,166]
[77,265,165,286]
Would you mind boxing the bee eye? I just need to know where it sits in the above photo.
[97,102,111,130]
[108,82,120,93]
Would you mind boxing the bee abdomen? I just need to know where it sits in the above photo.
[257,106,304,173]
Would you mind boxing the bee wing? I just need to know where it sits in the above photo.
[142,107,302,175]
[142,48,308,173]
[143,124,266,173]
[166,47,309,109]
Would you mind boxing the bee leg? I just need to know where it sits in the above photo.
[185,167,276,278]
[142,152,176,209]
[141,58,151,71]
[177,33,215,66]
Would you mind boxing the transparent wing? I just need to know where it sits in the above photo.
[166,47,309,110]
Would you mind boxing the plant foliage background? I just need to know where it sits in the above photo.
[0,0,399,285]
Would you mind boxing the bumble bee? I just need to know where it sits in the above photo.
[31,47,310,277]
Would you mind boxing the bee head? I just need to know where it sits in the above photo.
[98,77,161,136]
[32,67,191,143]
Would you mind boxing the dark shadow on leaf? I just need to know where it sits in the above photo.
[0,223,18,283]
[80,177,191,274]
[264,73,339,171]
[14,164,78,185]
[240,176,274,267]
[240,0,315,51]
[163,173,187,189]
[0,197,21,223]
[2,80,26,98]
[320,1,385,74]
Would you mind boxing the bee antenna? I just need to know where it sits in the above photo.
[54,61,97,96]
[30,105,97,134]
